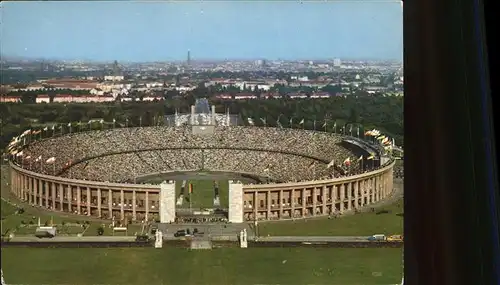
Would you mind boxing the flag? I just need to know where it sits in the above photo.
[357,155,363,161]
[67,123,71,127]
[100,119,104,124]
[260,117,266,125]
[322,121,327,128]
[189,183,193,194]
[333,122,337,129]
[35,155,42,162]
[299,119,305,125]
[52,125,56,130]
[327,159,335,168]
[349,125,352,133]
[247,118,254,125]
[367,155,375,160]
[343,157,351,166]
[113,118,116,123]
[43,127,48,131]
[46,157,56,164]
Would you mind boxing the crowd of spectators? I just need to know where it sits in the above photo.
[15,126,381,184]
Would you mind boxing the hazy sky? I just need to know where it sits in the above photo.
[1,1,403,62]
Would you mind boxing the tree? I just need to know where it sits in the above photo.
[97,226,104,236]
[348,108,360,124]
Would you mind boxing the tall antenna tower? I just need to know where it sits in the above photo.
[187,50,191,66]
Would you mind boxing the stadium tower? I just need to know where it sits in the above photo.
[165,98,238,132]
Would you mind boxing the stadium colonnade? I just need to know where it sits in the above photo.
[8,160,394,223]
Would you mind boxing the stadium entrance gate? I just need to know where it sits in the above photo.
[158,180,244,224]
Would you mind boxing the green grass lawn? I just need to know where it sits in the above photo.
[175,180,229,209]
[1,247,403,285]
[258,199,404,236]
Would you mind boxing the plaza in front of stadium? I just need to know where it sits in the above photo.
[1,99,404,284]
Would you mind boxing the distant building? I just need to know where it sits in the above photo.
[104,75,124,82]
[333,58,342,67]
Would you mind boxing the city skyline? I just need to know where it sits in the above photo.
[1,1,403,62]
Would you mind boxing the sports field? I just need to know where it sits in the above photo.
[1,247,403,285]
[174,179,229,209]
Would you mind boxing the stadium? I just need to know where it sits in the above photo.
[7,99,395,224]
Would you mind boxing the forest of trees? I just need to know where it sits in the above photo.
[0,95,403,150]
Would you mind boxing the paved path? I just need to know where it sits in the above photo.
[9,236,137,242]
[256,236,371,242]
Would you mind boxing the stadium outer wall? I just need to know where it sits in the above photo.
[8,161,395,222]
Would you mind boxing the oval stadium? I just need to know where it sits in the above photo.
[7,100,395,224]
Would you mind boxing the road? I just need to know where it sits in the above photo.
[8,235,376,243]
[255,236,371,242]
[9,236,137,242]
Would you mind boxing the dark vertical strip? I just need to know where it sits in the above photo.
[405,0,498,284]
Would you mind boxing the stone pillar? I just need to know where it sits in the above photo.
[290,189,296,217]
[51,182,56,210]
[145,191,149,220]
[371,178,376,203]
[76,186,81,214]
[120,190,125,220]
[332,185,337,212]
[301,188,306,217]
[45,181,49,208]
[339,184,345,213]
[25,175,30,201]
[312,187,317,216]
[67,185,72,213]
[228,181,244,223]
[354,181,359,209]
[132,190,137,221]
[19,173,24,200]
[10,169,15,195]
[87,187,91,216]
[59,184,64,211]
[28,177,33,205]
[347,183,352,211]
[279,190,284,219]
[159,181,176,223]
[190,105,196,125]
[37,179,42,206]
[211,105,216,125]
[377,176,383,201]
[108,189,113,218]
[266,191,271,220]
[322,185,327,215]
[253,191,258,220]
[97,188,102,217]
